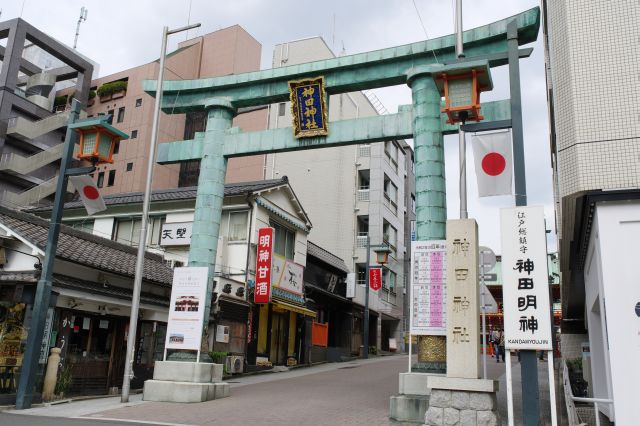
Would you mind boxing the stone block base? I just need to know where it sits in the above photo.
[389,394,430,425]
[143,380,230,403]
[143,361,229,403]
[424,388,499,426]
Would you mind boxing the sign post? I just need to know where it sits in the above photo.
[164,267,209,360]
[500,206,557,425]
[254,227,274,304]
[479,246,496,380]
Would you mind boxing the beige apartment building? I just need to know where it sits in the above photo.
[59,25,267,196]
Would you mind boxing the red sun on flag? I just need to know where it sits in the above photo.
[83,185,100,200]
[481,152,506,176]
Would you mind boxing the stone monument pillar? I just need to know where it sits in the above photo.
[424,219,500,426]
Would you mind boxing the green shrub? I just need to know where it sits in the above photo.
[54,95,68,106]
[54,364,73,396]
[88,90,96,99]
[97,81,128,97]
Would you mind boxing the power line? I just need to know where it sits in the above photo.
[412,0,440,64]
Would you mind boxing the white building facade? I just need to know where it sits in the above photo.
[265,37,408,350]
[543,1,640,422]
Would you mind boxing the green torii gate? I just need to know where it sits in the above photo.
[146,7,539,371]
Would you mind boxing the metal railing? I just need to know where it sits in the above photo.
[357,188,370,202]
[358,144,371,157]
[356,233,368,248]
[563,360,613,426]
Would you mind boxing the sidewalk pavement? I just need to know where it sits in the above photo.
[4,353,558,425]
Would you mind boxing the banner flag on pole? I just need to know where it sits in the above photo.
[68,175,107,215]
[471,131,513,197]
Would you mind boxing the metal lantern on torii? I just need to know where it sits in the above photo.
[434,60,494,125]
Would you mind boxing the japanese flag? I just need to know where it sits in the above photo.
[471,131,513,197]
[68,175,107,215]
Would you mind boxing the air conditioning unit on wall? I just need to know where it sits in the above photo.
[228,355,244,374]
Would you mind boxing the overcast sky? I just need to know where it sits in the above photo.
[3,0,555,254]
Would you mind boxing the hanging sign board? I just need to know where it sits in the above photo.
[410,240,447,335]
[346,273,356,298]
[165,267,208,351]
[500,206,552,350]
[255,227,274,304]
[369,268,382,291]
[289,76,328,138]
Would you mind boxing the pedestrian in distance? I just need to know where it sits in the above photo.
[496,329,505,363]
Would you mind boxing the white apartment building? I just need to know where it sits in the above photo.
[264,37,408,351]
[543,1,640,423]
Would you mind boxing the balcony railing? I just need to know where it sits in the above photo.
[357,188,370,202]
[356,233,368,248]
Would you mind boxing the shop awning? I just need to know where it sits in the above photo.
[272,300,316,317]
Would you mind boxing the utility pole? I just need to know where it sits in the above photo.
[454,0,468,220]
[120,22,200,403]
[73,7,88,50]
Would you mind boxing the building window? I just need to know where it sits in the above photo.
[228,211,248,241]
[384,175,398,213]
[68,220,94,234]
[383,220,397,249]
[384,269,397,293]
[117,107,125,123]
[113,141,119,155]
[135,98,142,107]
[107,170,116,186]
[271,221,295,260]
[131,130,138,139]
[107,109,114,124]
[97,172,104,188]
[126,162,133,171]
[278,102,286,116]
[114,217,164,246]
[179,159,200,187]
[411,194,416,214]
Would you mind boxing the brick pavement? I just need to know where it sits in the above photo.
[83,356,408,426]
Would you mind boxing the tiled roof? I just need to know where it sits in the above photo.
[28,177,289,211]
[307,241,350,273]
[0,206,173,285]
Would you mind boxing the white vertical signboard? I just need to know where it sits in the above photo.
[165,267,209,351]
[410,240,447,335]
[500,206,552,350]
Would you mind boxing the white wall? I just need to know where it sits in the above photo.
[585,201,640,422]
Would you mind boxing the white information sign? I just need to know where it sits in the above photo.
[165,267,208,351]
[410,240,447,335]
[346,273,355,298]
[271,254,304,295]
[500,206,552,350]
[160,222,193,246]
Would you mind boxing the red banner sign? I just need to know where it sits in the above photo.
[369,268,382,291]
[254,227,274,303]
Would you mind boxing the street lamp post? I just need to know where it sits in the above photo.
[120,22,200,403]
[15,100,122,409]
[363,236,392,359]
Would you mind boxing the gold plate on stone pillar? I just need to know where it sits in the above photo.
[418,335,446,362]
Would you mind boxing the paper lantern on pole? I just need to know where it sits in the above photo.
[433,59,493,125]
[70,116,129,164]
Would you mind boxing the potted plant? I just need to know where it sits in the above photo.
[87,90,96,107]
[54,364,73,399]
[97,81,127,102]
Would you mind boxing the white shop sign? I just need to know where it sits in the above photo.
[410,240,447,335]
[165,267,208,351]
[500,206,552,350]
[160,222,193,246]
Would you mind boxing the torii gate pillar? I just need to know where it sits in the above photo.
[408,67,448,370]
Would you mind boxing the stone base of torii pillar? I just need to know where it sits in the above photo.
[390,220,500,426]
